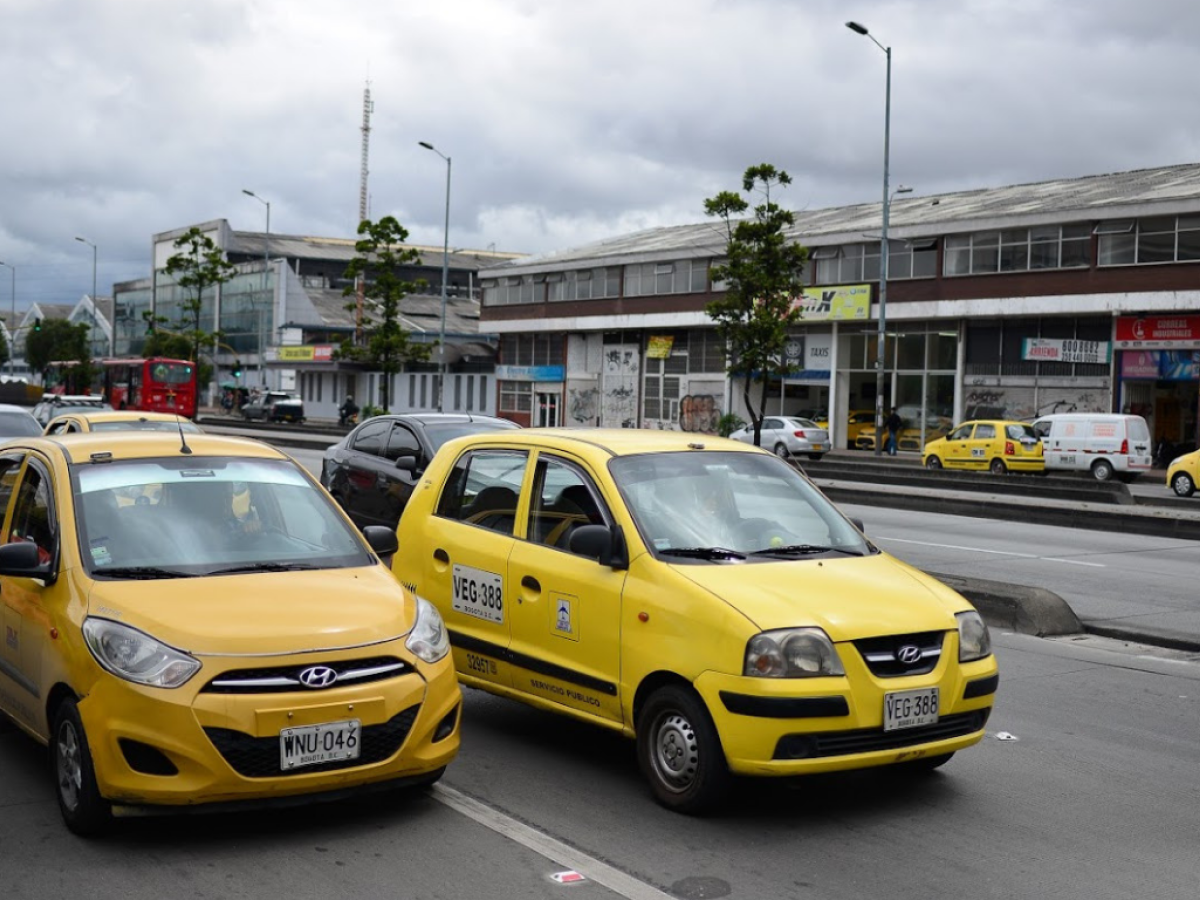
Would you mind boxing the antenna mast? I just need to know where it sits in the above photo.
[356,82,373,345]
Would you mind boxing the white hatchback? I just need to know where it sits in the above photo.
[729,416,830,460]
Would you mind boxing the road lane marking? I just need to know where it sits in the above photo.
[432,784,675,900]
[877,536,1106,567]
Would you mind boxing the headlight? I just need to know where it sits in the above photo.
[82,618,201,688]
[406,595,450,664]
[957,610,992,662]
[744,628,845,677]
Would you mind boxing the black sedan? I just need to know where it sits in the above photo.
[321,412,520,528]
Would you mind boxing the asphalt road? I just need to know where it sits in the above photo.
[3,631,1198,899]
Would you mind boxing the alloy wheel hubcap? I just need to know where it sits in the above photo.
[56,722,82,811]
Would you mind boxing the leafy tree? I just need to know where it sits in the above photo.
[704,164,809,448]
[340,216,432,412]
[26,318,94,388]
[0,328,9,371]
[163,226,237,365]
[141,313,213,390]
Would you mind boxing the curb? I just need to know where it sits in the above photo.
[927,571,1084,637]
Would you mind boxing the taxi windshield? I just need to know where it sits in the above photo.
[609,451,870,558]
[73,457,373,578]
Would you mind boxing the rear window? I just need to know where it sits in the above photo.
[0,411,43,437]
[1005,424,1038,440]
[1127,418,1151,442]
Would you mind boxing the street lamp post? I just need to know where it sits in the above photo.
[0,261,13,377]
[75,236,98,359]
[419,141,451,414]
[847,20,897,457]
[242,189,271,389]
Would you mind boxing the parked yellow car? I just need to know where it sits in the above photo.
[393,429,998,813]
[1167,449,1200,496]
[922,420,1045,474]
[845,409,877,449]
[44,410,203,435]
[0,432,460,835]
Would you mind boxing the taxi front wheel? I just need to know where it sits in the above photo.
[636,685,730,814]
[52,699,112,836]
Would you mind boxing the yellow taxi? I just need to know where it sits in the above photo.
[0,432,460,835]
[392,429,998,813]
[1167,449,1200,497]
[922,420,1044,474]
[44,410,203,435]
[845,409,877,449]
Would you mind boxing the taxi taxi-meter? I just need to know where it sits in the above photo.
[0,432,460,835]
[392,429,998,813]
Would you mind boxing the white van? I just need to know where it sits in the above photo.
[1031,413,1153,481]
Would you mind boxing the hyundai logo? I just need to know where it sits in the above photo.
[298,665,339,688]
[897,645,922,665]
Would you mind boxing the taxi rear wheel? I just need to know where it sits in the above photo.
[773,443,789,458]
[925,456,942,470]
[1171,472,1195,497]
[637,685,729,814]
[52,699,112,836]
[989,458,1007,475]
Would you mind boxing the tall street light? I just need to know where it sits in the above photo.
[242,189,271,388]
[75,236,99,359]
[419,141,451,413]
[847,19,896,457]
[0,261,13,377]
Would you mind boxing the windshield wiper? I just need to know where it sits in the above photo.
[659,547,746,561]
[206,562,322,575]
[750,544,863,558]
[94,566,196,580]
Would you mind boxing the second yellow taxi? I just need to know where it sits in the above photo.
[43,409,203,435]
[922,419,1044,474]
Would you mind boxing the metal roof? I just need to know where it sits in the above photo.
[481,162,1200,276]
[226,231,525,272]
[301,287,489,339]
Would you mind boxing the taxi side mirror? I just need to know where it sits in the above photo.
[362,525,399,567]
[0,540,55,583]
[568,524,629,570]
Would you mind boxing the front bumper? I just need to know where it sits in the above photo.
[694,653,998,777]
[79,644,461,809]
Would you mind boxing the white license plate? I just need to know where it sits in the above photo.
[883,688,939,732]
[279,719,361,770]
[452,564,505,624]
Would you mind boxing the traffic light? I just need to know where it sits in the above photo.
[232,361,242,378]
[33,317,41,332]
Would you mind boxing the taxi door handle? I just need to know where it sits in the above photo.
[434,548,450,564]
[521,575,541,593]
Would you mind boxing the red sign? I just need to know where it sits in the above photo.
[1114,315,1200,348]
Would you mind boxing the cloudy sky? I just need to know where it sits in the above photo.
[2,0,1200,310]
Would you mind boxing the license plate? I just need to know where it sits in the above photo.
[452,564,505,623]
[883,688,939,732]
[279,719,361,770]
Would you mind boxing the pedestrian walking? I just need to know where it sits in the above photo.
[885,407,902,456]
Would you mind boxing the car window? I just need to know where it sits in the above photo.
[423,420,520,453]
[435,450,528,535]
[0,411,43,437]
[7,461,57,566]
[90,419,201,432]
[763,419,783,430]
[949,424,974,441]
[527,457,607,552]
[1032,420,1051,438]
[0,453,25,527]
[350,420,390,457]
[385,424,421,461]
[75,457,372,576]
[1005,424,1037,440]
[975,424,997,440]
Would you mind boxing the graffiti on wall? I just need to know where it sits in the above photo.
[568,385,599,425]
[965,387,1109,421]
[679,394,721,433]
[601,345,640,428]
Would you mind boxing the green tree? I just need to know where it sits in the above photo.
[26,319,94,388]
[340,216,432,412]
[704,164,808,448]
[0,328,9,371]
[163,226,237,365]
[141,312,214,391]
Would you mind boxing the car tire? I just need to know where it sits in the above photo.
[636,684,730,814]
[1171,472,1195,497]
[989,458,1007,475]
[773,443,789,458]
[52,698,112,836]
[808,453,823,461]
[1091,459,1115,482]
[925,456,942,470]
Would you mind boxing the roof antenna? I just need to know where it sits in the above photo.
[176,414,193,455]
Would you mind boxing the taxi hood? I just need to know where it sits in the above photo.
[672,553,968,640]
[86,565,413,656]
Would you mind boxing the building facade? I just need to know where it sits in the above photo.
[479,163,1200,454]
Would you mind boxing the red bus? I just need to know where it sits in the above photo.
[99,357,198,418]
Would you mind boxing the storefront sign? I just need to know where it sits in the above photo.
[1120,350,1200,380]
[1114,315,1200,349]
[275,345,334,362]
[494,365,565,382]
[790,285,871,321]
[1022,338,1111,364]
[646,335,675,359]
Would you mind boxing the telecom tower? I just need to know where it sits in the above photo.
[355,82,373,344]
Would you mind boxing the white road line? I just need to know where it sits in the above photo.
[877,535,1106,567]
[432,784,675,900]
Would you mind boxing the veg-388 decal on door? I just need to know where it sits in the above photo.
[452,564,505,623]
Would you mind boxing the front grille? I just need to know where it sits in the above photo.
[853,631,945,677]
[204,705,420,778]
[200,656,410,694]
[773,710,989,760]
